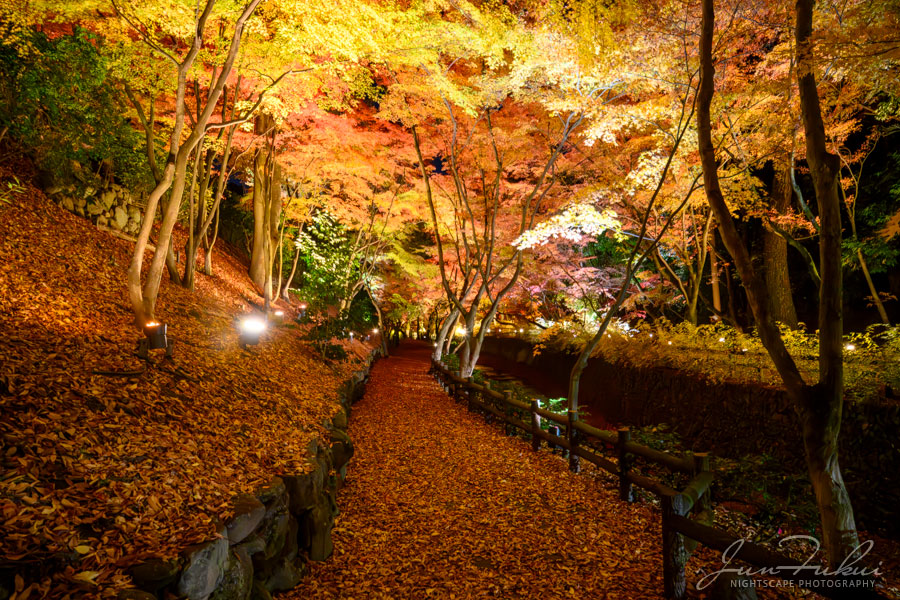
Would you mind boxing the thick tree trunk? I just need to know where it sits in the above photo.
[143,152,193,317]
[250,150,268,291]
[764,160,799,328]
[433,309,459,362]
[128,161,176,324]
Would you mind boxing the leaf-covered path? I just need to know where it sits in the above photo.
[299,342,669,599]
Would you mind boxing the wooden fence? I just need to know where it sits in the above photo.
[430,359,886,600]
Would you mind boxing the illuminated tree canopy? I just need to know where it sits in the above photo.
[2,0,900,594]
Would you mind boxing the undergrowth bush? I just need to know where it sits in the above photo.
[533,317,900,403]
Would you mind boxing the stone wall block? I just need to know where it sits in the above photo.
[127,558,181,592]
[281,461,324,515]
[177,537,229,600]
[226,494,266,545]
[209,545,253,600]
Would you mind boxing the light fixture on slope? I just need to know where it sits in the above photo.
[239,316,267,348]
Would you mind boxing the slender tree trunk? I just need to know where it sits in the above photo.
[282,242,301,301]
[796,0,859,563]
[128,162,176,324]
[698,0,858,564]
[710,236,722,316]
[857,248,890,324]
[183,147,215,290]
[204,205,219,276]
[764,158,799,327]
[266,162,282,303]
[182,147,203,291]
[164,224,181,284]
[721,263,738,326]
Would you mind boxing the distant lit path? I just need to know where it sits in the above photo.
[299,341,667,599]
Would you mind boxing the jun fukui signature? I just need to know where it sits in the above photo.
[696,535,884,590]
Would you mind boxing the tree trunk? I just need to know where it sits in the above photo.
[764,159,799,328]
[183,147,214,290]
[857,248,890,324]
[282,242,301,301]
[250,150,268,291]
[204,204,219,276]
[697,0,858,565]
[143,151,193,317]
[795,0,859,563]
[265,162,282,304]
[165,237,181,284]
[433,309,459,362]
[128,162,176,324]
[710,235,722,316]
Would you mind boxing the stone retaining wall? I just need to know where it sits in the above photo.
[44,182,144,236]
[118,356,376,600]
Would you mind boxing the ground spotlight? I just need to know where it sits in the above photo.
[138,321,173,358]
[144,321,168,349]
[239,316,267,348]
[272,310,285,325]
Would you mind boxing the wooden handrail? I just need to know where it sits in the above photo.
[429,358,888,600]
[573,419,618,444]
[434,359,691,472]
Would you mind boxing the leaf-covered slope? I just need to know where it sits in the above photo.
[0,172,366,597]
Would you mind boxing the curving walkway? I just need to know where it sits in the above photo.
[298,342,671,599]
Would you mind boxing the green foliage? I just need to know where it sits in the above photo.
[442,353,460,373]
[0,27,150,190]
[301,317,349,362]
[843,148,900,275]
[300,289,377,361]
[386,293,425,324]
[295,210,359,310]
[0,177,25,205]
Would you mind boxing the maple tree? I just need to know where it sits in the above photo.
[696,0,862,564]
[5,0,900,596]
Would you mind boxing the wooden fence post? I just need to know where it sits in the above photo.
[531,399,541,451]
[618,427,633,502]
[692,452,712,516]
[567,409,580,473]
[504,391,514,436]
[452,370,460,401]
[467,376,475,412]
[661,493,689,600]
